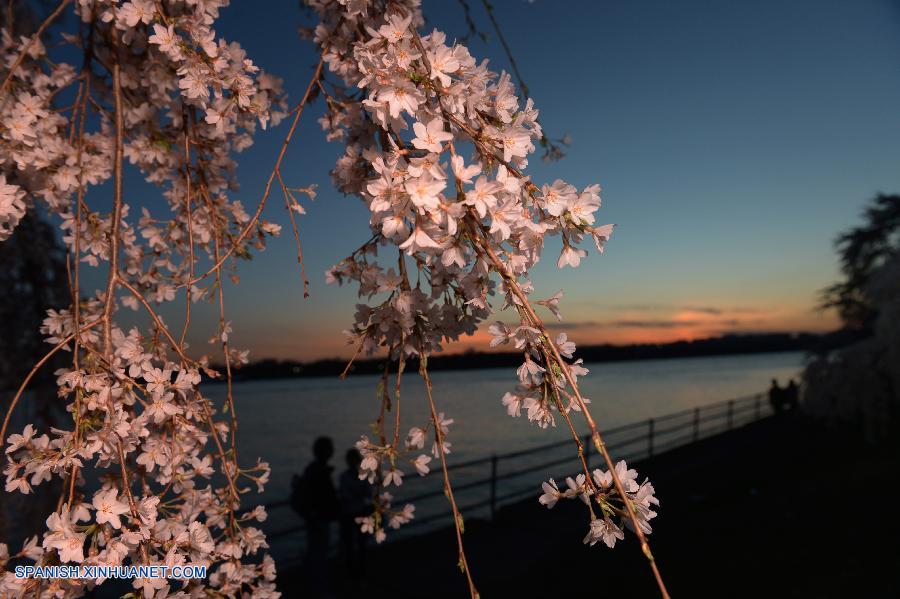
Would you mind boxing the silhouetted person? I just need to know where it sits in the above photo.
[292,436,338,597]
[769,379,786,414]
[785,379,799,411]
[338,449,371,587]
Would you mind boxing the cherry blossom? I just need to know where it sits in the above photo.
[538,460,658,549]
[1,0,286,594]
[538,478,560,508]
[1,0,664,595]
[412,117,453,153]
[91,489,129,530]
[0,175,26,241]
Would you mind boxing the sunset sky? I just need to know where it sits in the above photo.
[114,0,900,361]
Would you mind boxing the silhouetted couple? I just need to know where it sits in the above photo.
[292,436,371,597]
[769,378,799,414]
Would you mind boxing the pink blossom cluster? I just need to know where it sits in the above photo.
[351,410,454,542]
[2,0,664,595]
[539,460,659,548]
[305,0,653,557]
[1,0,287,596]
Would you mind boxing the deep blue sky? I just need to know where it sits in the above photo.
[121,0,900,359]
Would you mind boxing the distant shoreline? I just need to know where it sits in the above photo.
[214,332,827,383]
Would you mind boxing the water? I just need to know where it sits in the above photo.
[208,351,804,561]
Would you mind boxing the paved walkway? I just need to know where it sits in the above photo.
[278,415,899,598]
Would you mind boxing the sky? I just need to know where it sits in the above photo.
[95,0,900,360]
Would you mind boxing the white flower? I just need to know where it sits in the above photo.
[399,226,442,254]
[537,290,563,321]
[501,391,524,417]
[412,118,452,153]
[565,474,590,505]
[496,125,532,163]
[629,480,660,534]
[427,45,460,88]
[383,468,404,487]
[143,367,171,397]
[137,495,160,527]
[188,521,215,555]
[0,175,27,241]
[522,397,555,428]
[451,155,481,184]
[591,468,613,490]
[566,184,601,225]
[592,223,615,253]
[488,322,512,347]
[584,518,625,548]
[431,439,451,458]
[43,506,85,563]
[557,245,587,269]
[92,488,130,529]
[406,427,426,449]
[149,24,181,59]
[381,215,409,240]
[404,172,445,212]
[178,69,210,101]
[412,454,431,476]
[358,450,379,483]
[555,333,576,358]
[614,460,640,493]
[6,424,36,453]
[388,503,415,530]
[541,180,578,217]
[466,176,502,218]
[516,358,544,385]
[435,412,454,434]
[511,326,541,350]
[538,478,560,508]
[145,391,181,423]
[375,79,422,118]
[49,533,86,563]
[357,516,375,535]
[375,13,412,44]
[119,0,155,27]
[260,221,282,235]
[492,72,519,123]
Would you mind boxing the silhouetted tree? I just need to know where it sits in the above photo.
[0,210,70,392]
[805,194,900,440]
[0,210,69,548]
[820,194,900,331]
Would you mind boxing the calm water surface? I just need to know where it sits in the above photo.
[212,352,804,511]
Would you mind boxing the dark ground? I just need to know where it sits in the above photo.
[278,415,900,598]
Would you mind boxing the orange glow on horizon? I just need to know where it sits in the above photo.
[229,298,841,362]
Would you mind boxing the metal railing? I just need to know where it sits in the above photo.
[256,392,770,549]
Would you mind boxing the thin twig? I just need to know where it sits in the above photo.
[117,277,199,368]
[0,0,71,100]
[188,58,324,286]
[468,220,671,598]
[418,344,479,599]
[101,58,125,358]
[478,0,530,97]
[0,319,102,453]
[179,114,195,347]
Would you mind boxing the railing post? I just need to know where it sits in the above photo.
[647,418,654,457]
[754,395,761,420]
[489,455,498,521]
[692,407,700,442]
[727,400,734,430]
